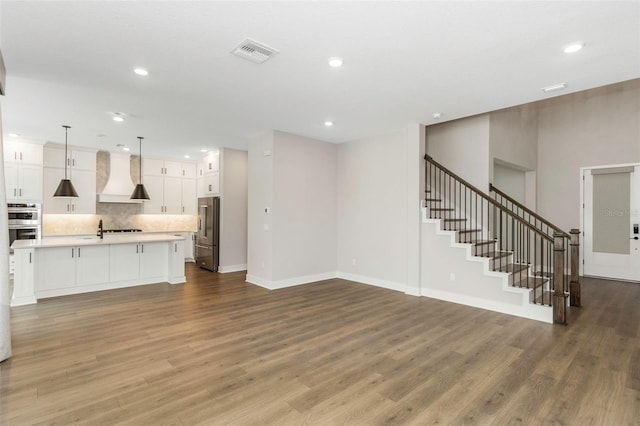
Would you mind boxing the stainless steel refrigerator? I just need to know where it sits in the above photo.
[195,197,220,271]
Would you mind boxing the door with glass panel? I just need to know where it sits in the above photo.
[583,165,640,281]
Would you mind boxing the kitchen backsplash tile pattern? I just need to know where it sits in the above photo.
[44,151,196,235]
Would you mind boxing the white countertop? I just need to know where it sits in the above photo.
[11,233,184,250]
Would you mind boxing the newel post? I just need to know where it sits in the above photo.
[570,229,581,307]
[553,232,568,325]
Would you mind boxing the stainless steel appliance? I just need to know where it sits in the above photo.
[8,203,41,251]
[195,197,220,271]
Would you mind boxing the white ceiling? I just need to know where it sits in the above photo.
[1,1,639,159]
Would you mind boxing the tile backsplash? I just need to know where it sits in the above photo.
[43,214,197,235]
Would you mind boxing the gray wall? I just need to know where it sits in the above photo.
[219,148,248,271]
[537,79,640,231]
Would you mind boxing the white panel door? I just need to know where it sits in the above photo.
[110,244,139,282]
[38,247,76,291]
[182,178,197,214]
[70,169,96,214]
[42,168,71,213]
[163,177,183,214]
[139,242,168,279]
[19,165,43,202]
[143,175,165,214]
[76,245,109,286]
[583,165,640,281]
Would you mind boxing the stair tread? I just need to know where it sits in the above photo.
[497,264,529,274]
[443,218,467,222]
[478,251,511,259]
[430,208,455,212]
[511,275,547,289]
[458,229,482,234]
[473,240,496,246]
[425,198,442,202]
[534,290,554,305]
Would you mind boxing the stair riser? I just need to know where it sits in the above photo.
[430,210,456,219]
[472,243,496,256]
[442,221,468,231]
[458,231,483,243]
[490,255,513,270]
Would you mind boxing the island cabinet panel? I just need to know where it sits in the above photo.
[139,242,168,280]
[169,240,185,280]
[110,243,140,282]
[38,246,76,291]
[76,245,110,286]
[110,241,167,282]
[12,249,36,306]
[37,245,110,293]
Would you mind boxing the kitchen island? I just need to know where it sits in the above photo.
[11,233,185,306]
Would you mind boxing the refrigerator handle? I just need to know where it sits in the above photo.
[200,205,208,238]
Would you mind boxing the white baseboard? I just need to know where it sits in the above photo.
[420,288,553,324]
[336,272,409,294]
[11,295,37,307]
[218,264,247,273]
[246,271,337,290]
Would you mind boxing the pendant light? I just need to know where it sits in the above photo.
[53,125,79,197]
[130,136,150,200]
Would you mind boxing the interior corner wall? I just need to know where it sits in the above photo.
[219,148,248,272]
[426,114,491,192]
[536,79,640,232]
[336,128,410,291]
[489,104,538,175]
[271,131,337,283]
[247,132,274,283]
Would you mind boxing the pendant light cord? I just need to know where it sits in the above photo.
[138,137,144,184]
[63,125,71,179]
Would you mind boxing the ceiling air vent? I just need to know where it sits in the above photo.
[232,39,278,64]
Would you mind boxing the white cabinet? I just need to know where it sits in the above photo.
[42,168,96,214]
[11,249,36,306]
[197,150,221,197]
[42,145,96,214]
[171,232,194,262]
[4,141,43,165]
[109,242,168,283]
[37,245,109,293]
[4,142,43,202]
[182,178,197,214]
[43,146,96,171]
[5,163,43,202]
[143,158,197,215]
[169,240,185,280]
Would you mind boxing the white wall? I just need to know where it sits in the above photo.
[426,114,491,191]
[493,162,526,204]
[247,131,337,287]
[247,132,274,283]
[336,128,411,292]
[219,148,248,273]
[271,131,337,283]
[537,79,640,231]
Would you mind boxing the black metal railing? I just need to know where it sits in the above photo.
[425,155,573,322]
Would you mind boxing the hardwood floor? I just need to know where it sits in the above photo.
[2,264,639,425]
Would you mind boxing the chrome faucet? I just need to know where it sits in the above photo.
[97,219,103,239]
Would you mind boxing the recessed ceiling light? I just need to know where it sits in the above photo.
[200,149,208,153]
[184,154,191,159]
[542,83,567,93]
[328,57,343,68]
[8,133,19,137]
[432,113,442,120]
[324,121,334,127]
[116,144,130,151]
[134,68,149,76]
[563,43,585,53]
[113,116,124,122]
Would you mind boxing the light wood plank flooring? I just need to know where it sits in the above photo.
[2,264,639,425]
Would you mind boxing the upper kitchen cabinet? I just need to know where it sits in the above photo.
[4,141,43,165]
[197,150,220,176]
[43,144,96,171]
[143,158,182,177]
[42,144,97,214]
[197,150,220,197]
[142,158,197,215]
[4,141,43,202]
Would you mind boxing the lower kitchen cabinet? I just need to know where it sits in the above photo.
[37,245,109,294]
[12,249,35,306]
[110,242,168,283]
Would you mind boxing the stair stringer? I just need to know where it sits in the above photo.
[420,208,553,323]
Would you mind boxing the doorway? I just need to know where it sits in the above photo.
[583,164,640,282]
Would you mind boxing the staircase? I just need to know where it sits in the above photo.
[424,155,581,324]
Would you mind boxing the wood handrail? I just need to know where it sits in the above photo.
[489,183,570,238]
[424,155,553,242]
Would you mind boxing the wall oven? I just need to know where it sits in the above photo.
[8,203,42,250]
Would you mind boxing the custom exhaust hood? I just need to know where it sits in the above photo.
[97,152,143,203]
